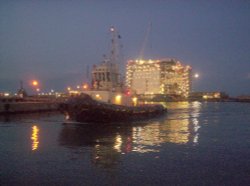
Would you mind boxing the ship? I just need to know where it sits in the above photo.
[60,27,167,123]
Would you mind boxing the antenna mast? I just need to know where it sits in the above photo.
[109,26,122,89]
[110,26,120,64]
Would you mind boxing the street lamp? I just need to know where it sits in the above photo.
[192,73,200,93]
[31,80,41,95]
[32,80,39,86]
[83,83,88,90]
[194,73,199,78]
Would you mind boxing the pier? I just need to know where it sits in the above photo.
[0,96,62,115]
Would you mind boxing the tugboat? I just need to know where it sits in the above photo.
[60,93,167,123]
[60,27,167,123]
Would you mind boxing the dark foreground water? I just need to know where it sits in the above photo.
[0,102,250,186]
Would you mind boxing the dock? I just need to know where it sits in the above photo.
[0,97,62,115]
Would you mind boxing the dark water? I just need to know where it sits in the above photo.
[0,102,250,186]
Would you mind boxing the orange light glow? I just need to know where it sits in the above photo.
[32,80,38,86]
[83,84,88,89]
[115,95,122,105]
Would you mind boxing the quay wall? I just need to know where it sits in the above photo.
[0,102,59,114]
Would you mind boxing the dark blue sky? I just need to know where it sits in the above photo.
[0,0,250,96]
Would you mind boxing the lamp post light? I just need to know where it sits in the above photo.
[83,83,88,90]
[31,80,41,96]
[192,73,200,93]
[194,73,199,78]
[32,80,39,86]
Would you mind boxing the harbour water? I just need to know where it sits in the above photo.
[1,102,250,185]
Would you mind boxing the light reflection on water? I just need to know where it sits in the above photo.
[1,103,201,156]
[31,125,39,151]
[131,101,202,152]
[1,102,250,185]
[58,102,202,168]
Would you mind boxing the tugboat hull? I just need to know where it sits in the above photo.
[60,94,167,123]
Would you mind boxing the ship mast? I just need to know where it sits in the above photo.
[109,26,121,90]
[91,27,122,91]
[110,26,122,63]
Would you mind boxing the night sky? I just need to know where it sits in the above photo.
[0,0,250,96]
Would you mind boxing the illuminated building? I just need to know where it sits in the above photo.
[126,59,191,98]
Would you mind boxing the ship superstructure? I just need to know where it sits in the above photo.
[79,27,133,105]
[91,27,122,92]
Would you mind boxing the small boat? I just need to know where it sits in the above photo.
[59,94,167,123]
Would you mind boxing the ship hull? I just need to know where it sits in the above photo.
[60,94,167,123]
